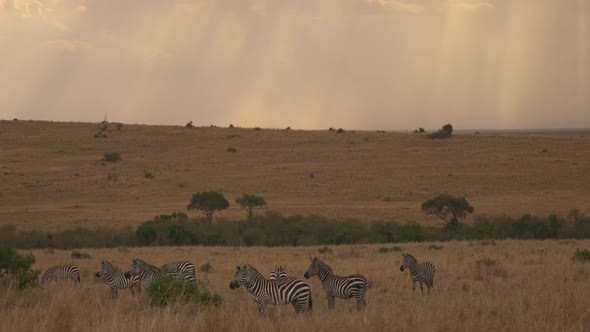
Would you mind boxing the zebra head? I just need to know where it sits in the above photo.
[230,264,251,289]
[400,253,417,272]
[269,265,287,280]
[304,257,319,279]
[95,260,112,278]
[129,258,143,276]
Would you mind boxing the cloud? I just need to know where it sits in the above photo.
[367,0,426,14]
[446,0,493,11]
[41,39,92,52]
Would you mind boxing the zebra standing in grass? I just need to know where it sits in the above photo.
[269,265,288,281]
[160,261,196,281]
[130,258,193,288]
[304,257,367,310]
[41,264,80,285]
[229,264,312,315]
[400,253,436,295]
[95,260,141,299]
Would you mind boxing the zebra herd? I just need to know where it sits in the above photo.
[41,259,196,299]
[40,253,435,314]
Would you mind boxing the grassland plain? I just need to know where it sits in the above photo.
[0,120,589,232]
[1,240,590,331]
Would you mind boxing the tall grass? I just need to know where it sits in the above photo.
[2,241,590,331]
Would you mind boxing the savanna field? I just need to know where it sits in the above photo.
[1,121,590,331]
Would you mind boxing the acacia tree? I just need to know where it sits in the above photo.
[235,194,266,219]
[421,194,473,228]
[187,191,229,224]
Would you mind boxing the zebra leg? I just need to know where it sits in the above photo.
[412,279,416,291]
[419,281,424,295]
[256,302,267,317]
[111,288,118,299]
[326,293,336,310]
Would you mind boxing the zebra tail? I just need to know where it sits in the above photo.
[76,274,81,283]
[309,293,313,310]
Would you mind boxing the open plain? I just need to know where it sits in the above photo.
[1,121,590,331]
[1,120,588,231]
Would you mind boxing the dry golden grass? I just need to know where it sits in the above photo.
[2,240,590,331]
[1,120,589,231]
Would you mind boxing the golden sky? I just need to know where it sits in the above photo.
[1,0,588,130]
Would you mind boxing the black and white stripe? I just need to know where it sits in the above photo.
[160,261,196,282]
[41,264,80,285]
[95,260,141,299]
[400,253,435,295]
[229,264,312,315]
[130,258,192,288]
[269,265,288,281]
[304,257,367,310]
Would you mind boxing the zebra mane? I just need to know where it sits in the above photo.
[101,260,115,271]
[403,253,417,263]
[314,257,333,274]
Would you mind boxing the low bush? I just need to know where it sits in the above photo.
[428,245,443,251]
[318,246,333,254]
[103,152,121,162]
[572,249,590,262]
[147,276,222,307]
[71,251,91,259]
[377,246,402,253]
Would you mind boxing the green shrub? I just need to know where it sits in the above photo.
[476,258,496,266]
[318,246,332,254]
[378,246,402,253]
[147,276,222,307]
[71,251,91,259]
[103,152,121,162]
[136,222,157,245]
[428,245,443,251]
[200,262,213,273]
[227,147,238,153]
[573,249,590,262]
[143,170,154,179]
[0,246,40,289]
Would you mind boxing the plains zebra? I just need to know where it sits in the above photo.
[160,261,196,281]
[229,264,312,315]
[399,253,435,295]
[95,260,141,299]
[304,257,367,310]
[269,265,288,281]
[41,264,80,285]
[130,258,192,288]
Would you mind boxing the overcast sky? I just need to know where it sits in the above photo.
[1,0,588,130]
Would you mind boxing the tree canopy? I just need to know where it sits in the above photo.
[236,194,267,219]
[187,191,230,224]
[421,194,473,228]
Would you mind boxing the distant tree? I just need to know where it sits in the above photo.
[427,123,454,139]
[442,124,453,135]
[187,191,229,224]
[236,194,267,219]
[421,194,473,228]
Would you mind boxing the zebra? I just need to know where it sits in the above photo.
[95,260,141,299]
[304,257,367,310]
[160,261,196,281]
[130,258,193,289]
[41,264,80,285]
[400,253,436,295]
[229,263,312,315]
[269,265,288,281]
